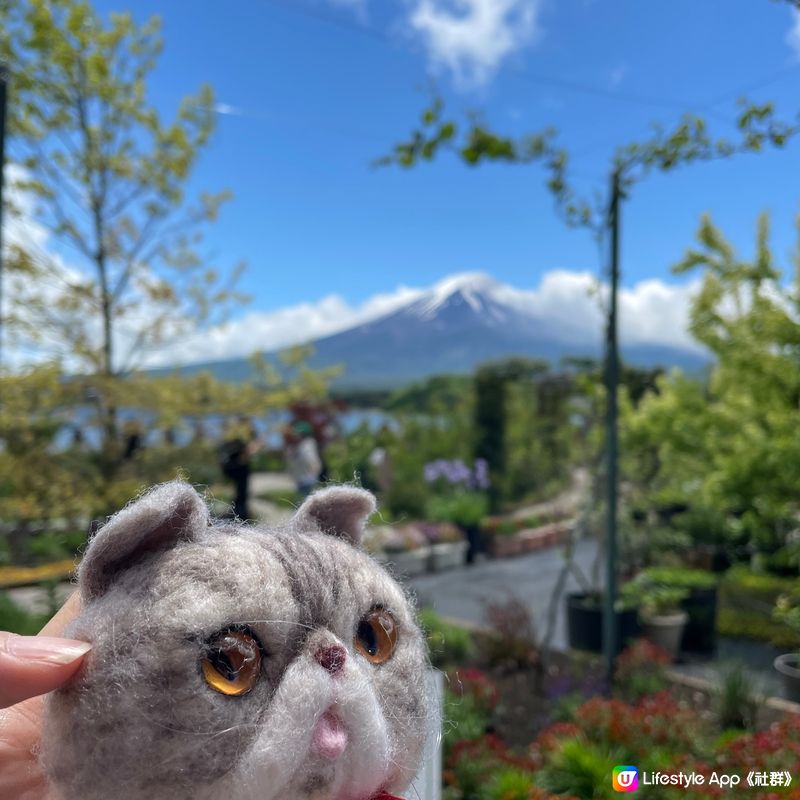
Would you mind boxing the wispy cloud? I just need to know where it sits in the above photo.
[138,270,701,368]
[408,0,542,87]
[142,286,424,368]
[322,0,543,87]
[788,9,800,60]
[213,102,245,116]
[3,169,700,370]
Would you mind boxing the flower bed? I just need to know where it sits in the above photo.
[364,521,469,576]
[428,609,800,800]
[484,519,574,558]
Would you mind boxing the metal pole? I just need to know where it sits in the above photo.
[603,168,621,682]
[0,63,7,373]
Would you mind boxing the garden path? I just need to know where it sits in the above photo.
[509,468,589,522]
[409,538,598,651]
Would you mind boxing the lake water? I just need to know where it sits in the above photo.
[52,407,395,450]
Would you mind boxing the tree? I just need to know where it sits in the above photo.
[623,214,800,554]
[0,0,244,447]
[0,2,342,540]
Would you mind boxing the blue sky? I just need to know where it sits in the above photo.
[60,0,800,361]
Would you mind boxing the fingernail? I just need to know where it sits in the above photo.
[4,635,92,664]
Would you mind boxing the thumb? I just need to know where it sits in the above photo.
[0,632,91,709]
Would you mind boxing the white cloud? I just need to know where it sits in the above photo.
[498,269,702,353]
[788,9,800,60]
[322,0,543,86]
[2,170,700,370]
[213,102,245,116]
[138,269,701,369]
[141,285,425,368]
[407,0,542,86]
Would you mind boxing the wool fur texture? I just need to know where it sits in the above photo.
[41,481,431,800]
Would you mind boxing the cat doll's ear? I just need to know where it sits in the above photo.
[293,486,376,546]
[79,481,210,601]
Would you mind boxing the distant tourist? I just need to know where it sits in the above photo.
[218,416,261,520]
[283,421,322,498]
[121,419,143,461]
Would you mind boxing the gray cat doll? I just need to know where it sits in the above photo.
[41,481,430,800]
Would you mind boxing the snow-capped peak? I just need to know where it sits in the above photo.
[413,271,506,320]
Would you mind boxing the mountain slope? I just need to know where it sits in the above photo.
[154,272,707,387]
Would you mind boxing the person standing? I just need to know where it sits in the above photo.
[219,416,260,520]
[284,421,322,498]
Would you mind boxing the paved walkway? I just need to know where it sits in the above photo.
[409,539,599,651]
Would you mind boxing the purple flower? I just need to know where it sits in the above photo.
[424,458,491,489]
[473,458,490,490]
[424,462,441,483]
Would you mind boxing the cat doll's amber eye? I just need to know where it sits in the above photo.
[354,608,398,665]
[201,630,262,696]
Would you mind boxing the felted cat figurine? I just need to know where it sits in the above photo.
[41,481,430,800]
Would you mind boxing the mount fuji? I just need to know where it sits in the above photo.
[158,272,707,388]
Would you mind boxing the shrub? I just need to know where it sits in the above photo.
[642,566,718,590]
[718,566,800,648]
[418,607,475,669]
[27,529,87,564]
[717,607,800,649]
[534,736,616,800]
[427,492,489,529]
[620,574,688,617]
[679,714,800,798]
[495,519,518,536]
[557,693,711,762]
[446,667,498,715]
[614,639,671,703]
[445,734,536,800]
[484,767,539,800]
[443,688,493,758]
[479,597,538,671]
[714,661,760,731]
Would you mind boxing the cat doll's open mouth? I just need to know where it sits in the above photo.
[311,710,348,760]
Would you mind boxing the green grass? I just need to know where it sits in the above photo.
[254,489,304,508]
[0,591,49,635]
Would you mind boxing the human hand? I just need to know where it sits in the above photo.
[0,593,88,800]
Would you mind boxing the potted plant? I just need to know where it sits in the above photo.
[642,566,718,653]
[772,593,800,703]
[566,590,641,656]
[424,458,490,563]
[622,575,689,660]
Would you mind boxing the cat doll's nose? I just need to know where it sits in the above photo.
[315,644,347,675]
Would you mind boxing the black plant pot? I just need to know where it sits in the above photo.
[566,592,640,655]
[680,586,718,654]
